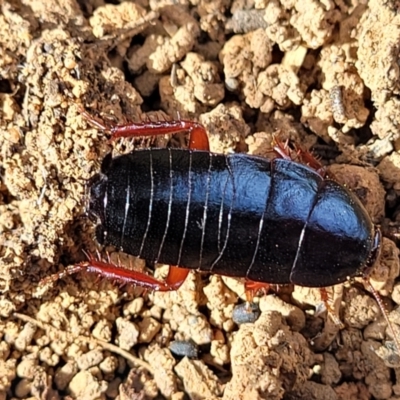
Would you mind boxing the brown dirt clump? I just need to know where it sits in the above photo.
[1,1,400,399]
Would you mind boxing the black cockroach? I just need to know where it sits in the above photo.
[46,109,399,351]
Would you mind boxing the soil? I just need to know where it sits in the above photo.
[1,0,400,399]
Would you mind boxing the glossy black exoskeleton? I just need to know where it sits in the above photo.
[88,148,381,288]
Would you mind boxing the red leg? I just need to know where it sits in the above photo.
[81,109,209,151]
[272,135,325,177]
[164,266,190,290]
[294,145,325,177]
[245,280,271,303]
[319,287,344,328]
[272,137,292,160]
[363,276,400,355]
[41,253,190,292]
[187,125,209,150]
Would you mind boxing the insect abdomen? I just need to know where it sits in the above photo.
[90,148,375,286]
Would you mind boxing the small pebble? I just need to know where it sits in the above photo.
[54,361,78,391]
[68,370,107,400]
[116,318,139,350]
[15,322,37,351]
[14,378,31,398]
[138,317,162,343]
[16,358,37,379]
[76,349,104,371]
[232,303,260,325]
[99,356,118,374]
[169,340,199,358]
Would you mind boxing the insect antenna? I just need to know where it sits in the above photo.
[39,264,86,285]
[363,276,400,355]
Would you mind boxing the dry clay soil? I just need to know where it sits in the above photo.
[2,0,400,399]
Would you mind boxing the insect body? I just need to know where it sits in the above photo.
[42,110,400,353]
[89,147,380,288]
[43,110,399,354]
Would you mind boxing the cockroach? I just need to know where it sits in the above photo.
[46,109,399,352]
